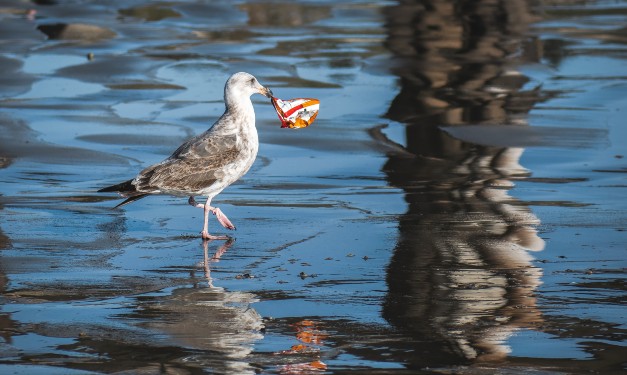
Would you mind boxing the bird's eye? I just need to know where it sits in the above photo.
[249,78,255,84]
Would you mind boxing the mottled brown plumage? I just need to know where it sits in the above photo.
[99,72,272,239]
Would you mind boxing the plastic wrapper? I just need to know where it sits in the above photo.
[271,97,320,129]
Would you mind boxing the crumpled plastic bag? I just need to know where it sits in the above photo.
[271,97,320,129]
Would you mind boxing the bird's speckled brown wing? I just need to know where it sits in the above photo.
[134,129,241,194]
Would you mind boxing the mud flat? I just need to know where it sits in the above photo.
[0,1,624,374]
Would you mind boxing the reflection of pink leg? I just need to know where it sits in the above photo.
[202,239,234,287]
[188,196,232,240]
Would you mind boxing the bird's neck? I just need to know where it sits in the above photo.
[225,95,254,116]
[225,87,253,108]
[220,96,256,135]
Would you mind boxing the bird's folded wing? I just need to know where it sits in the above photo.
[146,162,216,192]
[137,139,239,192]
[160,156,233,190]
[172,130,238,159]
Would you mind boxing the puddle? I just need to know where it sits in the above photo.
[0,1,625,374]
[16,77,104,99]
[21,54,88,75]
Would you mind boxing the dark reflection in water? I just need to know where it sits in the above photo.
[0,147,15,351]
[380,0,545,367]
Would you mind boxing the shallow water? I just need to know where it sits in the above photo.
[0,0,625,374]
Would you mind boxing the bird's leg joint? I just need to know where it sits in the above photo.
[188,196,204,209]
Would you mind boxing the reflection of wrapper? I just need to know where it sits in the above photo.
[271,97,320,129]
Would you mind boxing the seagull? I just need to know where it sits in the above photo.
[98,72,272,240]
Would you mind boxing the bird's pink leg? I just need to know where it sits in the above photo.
[213,207,236,231]
[188,197,235,240]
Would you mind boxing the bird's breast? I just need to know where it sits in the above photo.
[220,128,258,181]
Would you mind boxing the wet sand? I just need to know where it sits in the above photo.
[0,1,625,374]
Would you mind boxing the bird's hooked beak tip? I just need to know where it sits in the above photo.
[260,86,273,98]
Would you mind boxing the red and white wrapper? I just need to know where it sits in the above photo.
[271,97,320,129]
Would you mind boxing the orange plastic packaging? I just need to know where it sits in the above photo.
[271,97,320,129]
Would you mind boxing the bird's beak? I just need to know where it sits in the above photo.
[259,86,273,98]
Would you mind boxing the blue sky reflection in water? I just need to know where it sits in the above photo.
[0,0,625,374]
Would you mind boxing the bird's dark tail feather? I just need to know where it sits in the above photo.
[98,179,135,193]
[98,179,149,209]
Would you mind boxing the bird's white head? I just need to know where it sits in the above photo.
[224,72,272,110]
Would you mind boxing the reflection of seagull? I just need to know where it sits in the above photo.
[99,72,272,240]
